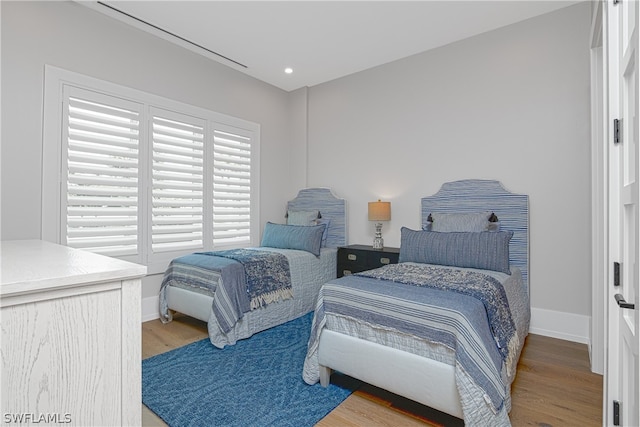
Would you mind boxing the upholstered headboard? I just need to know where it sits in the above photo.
[421,180,529,294]
[287,188,347,248]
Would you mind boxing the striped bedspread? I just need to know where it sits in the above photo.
[357,263,519,366]
[303,264,522,426]
[159,249,292,333]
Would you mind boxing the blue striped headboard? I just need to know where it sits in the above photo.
[421,180,529,294]
[287,188,347,248]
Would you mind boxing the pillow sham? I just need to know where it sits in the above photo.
[423,217,501,232]
[261,222,325,256]
[487,221,500,232]
[399,227,513,274]
[286,210,320,226]
[315,218,331,247]
[430,211,493,232]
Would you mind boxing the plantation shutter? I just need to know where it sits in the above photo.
[212,127,252,247]
[47,69,260,267]
[151,109,205,254]
[63,87,141,257]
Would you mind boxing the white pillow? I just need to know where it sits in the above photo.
[430,211,492,232]
[286,210,319,226]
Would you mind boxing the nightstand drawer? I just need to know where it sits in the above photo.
[337,245,400,277]
[366,251,398,268]
[337,248,368,276]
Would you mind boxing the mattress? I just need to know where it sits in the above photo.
[307,264,528,372]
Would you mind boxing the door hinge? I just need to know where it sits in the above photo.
[614,262,621,286]
[613,400,620,425]
[614,118,622,144]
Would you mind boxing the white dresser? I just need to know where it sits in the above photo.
[0,240,146,426]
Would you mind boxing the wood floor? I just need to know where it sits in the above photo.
[141,314,603,427]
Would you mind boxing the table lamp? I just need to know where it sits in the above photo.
[368,200,391,250]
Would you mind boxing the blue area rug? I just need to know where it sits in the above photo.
[142,313,358,427]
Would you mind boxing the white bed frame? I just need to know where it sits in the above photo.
[316,179,529,420]
[163,187,347,345]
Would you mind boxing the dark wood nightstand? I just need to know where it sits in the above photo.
[337,244,400,278]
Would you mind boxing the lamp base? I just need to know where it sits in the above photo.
[372,236,384,250]
[372,222,384,250]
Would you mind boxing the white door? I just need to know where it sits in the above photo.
[606,0,639,426]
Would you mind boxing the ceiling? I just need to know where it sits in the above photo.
[88,1,580,92]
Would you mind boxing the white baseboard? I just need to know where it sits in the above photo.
[142,295,161,323]
[529,307,590,344]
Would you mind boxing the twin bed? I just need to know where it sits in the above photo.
[159,187,346,348]
[304,179,529,426]
[159,180,530,426]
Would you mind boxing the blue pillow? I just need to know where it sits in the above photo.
[316,218,331,247]
[261,222,325,256]
[399,227,513,274]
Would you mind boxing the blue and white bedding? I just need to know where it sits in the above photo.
[303,262,529,427]
[162,246,337,347]
[160,187,346,348]
[159,249,293,334]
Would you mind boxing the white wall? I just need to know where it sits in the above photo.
[287,87,310,194]
[306,3,592,341]
[1,1,594,342]
[0,1,300,299]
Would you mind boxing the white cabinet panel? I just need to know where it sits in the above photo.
[0,241,146,426]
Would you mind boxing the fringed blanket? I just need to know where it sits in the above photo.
[160,249,292,333]
[303,264,520,427]
[207,249,293,309]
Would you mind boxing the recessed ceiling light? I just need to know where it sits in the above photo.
[284,67,293,74]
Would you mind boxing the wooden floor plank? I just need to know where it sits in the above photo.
[141,315,603,426]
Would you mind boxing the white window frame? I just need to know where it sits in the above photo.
[42,65,261,273]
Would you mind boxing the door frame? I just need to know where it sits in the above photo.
[590,0,606,377]
[603,0,640,425]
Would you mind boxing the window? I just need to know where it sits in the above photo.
[212,128,252,247]
[43,66,260,272]
[64,87,142,257]
[150,109,205,254]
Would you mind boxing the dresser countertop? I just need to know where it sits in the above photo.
[1,240,147,297]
